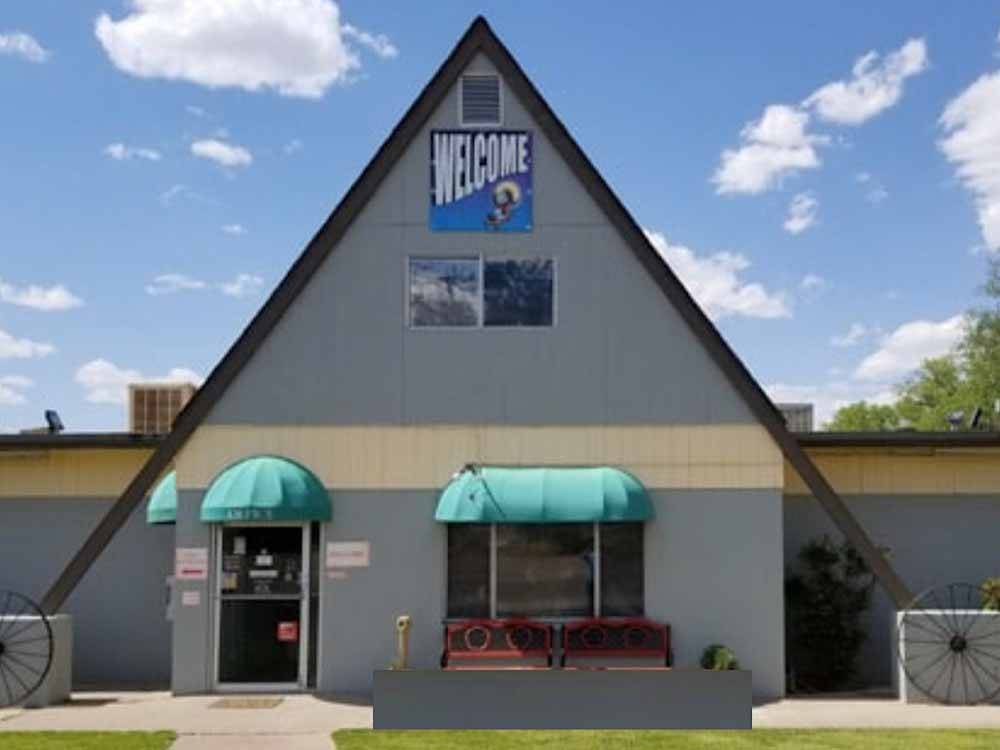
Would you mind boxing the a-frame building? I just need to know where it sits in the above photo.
[42,16,910,701]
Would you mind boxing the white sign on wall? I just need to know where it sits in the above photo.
[326,541,370,569]
[181,590,201,607]
[175,547,209,581]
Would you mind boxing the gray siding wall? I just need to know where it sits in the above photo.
[0,498,173,687]
[317,488,784,701]
[318,491,445,695]
[785,494,1000,687]
[648,489,785,701]
[204,53,755,427]
[171,489,214,694]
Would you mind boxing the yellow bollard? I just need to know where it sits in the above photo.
[392,614,411,670]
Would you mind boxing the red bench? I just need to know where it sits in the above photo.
[561,618,671,668]
[441,619,554,668]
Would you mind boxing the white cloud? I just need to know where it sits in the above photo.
[75,359,203,405]
[800,273,827,292]
[854,314,966,381]
[714,39,926,196]
[94,0,394,99]
[0,32,50,63]
[804,38,928,125]
[866,185,889,204]
[191,139,252,168]
[713,105,825,194]
[0,385,25,406]
[766,381,895,429]
[645,230,790,320]
[939,70,1000,251]
[145,273,207,296]
[783,192,819,234]
[185,104,207,118]
[283,139,304,155]
[830,323,869,348]
[0,328,54,359]
[219,273,264,298]
[0,278,83,311]
[104,142,162,161]
[159,183,213,207]
[342,24,398,59]
[221,224,247,235]
[0,375,32,406]
[855,171,889,204]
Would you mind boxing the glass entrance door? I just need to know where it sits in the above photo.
[216,525,308,688]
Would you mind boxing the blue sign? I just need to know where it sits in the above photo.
[429,130,533,232]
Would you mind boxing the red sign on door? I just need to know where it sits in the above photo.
[277,621,299,643]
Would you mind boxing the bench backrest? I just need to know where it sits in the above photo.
[442,619,553,667]
[562,618,670,663]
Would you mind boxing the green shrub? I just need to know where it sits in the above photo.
[700,644,739,670]
[981,577,1000,611]
[785,535,874,693]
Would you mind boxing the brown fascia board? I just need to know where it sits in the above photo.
[799,432,1000,449]
[40,16,914,613]
[0,433,164,451]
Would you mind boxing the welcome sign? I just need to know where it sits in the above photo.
[430,130,533,232]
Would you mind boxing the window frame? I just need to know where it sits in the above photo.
[406,255,557,331]
[458,74,504,128]
[446,521,644,620]
[406,256,483,330]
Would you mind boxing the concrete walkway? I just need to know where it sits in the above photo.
[5,690,1000,744]
[753,696,1000,728]
[0,691,371,749]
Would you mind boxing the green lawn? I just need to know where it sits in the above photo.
[334,729,1000,749]
[0,732,176,750]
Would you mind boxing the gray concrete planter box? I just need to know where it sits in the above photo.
[896,610,1000,705]
[374,668,751,729]
[21,614,72,708]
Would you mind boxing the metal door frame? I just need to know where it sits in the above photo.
[212,522,310,692]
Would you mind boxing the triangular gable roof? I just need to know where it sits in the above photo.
[40,17,913,612]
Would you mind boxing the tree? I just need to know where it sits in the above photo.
[826,258,1000,431]
[960,257,1000,414]
[785,536,874,692]
[825,402,900,431]
[895,356,968,431]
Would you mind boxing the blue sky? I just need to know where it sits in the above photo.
[1,1,999,431]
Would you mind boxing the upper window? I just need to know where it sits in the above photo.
[446,522,644,619]
[408,258,480,328]
[408,257,554,328]
[460,75,502,126]
[484,259,554,327]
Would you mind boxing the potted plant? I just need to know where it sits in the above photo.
[701,644,739,670]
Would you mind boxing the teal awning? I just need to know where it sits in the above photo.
[435,466,653,523]
[146,470,177,525]
[201,456,331,523]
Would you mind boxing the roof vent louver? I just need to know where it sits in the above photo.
[461,74,501,126]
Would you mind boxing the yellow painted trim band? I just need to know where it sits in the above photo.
[0,449,154,498]
[176,424,783,491]
[786,448,1000,496]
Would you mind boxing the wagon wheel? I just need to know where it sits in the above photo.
[898,582,1000,705]
[0,590,53,708]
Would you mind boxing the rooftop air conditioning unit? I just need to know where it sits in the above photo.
[128,382,197,435]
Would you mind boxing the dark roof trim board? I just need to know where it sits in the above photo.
[0,433,164,451]
[39,17,914,614]
[800,432,1000,449]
